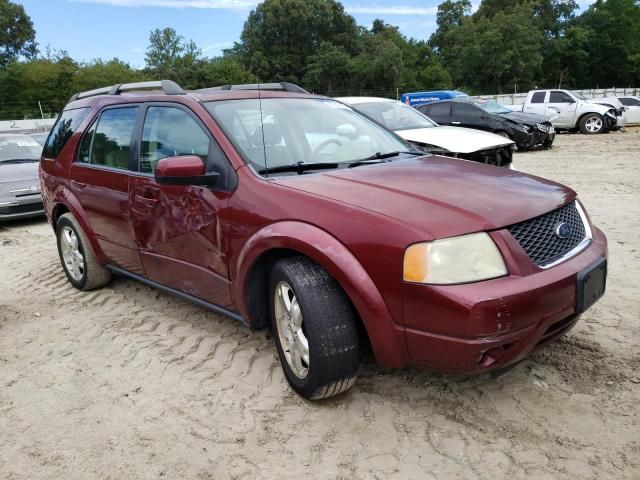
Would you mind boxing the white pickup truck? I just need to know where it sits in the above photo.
[512,89,625,134]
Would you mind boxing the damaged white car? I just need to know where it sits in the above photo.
[339,97,515,167]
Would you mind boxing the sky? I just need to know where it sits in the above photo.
[19,0,595,68]
[17,0,448,67]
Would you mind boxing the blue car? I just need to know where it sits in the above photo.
[401,90,468,107]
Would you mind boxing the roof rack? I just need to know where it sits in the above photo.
[69,80,186,102]
[195,82,309,94]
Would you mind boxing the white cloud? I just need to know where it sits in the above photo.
[346,5,438,16]
[72,0,258,9]
[202,41,233,52]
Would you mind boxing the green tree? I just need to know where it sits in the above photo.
[303,42,352,94]
[234,0,359,83]
[72,58,148,93]
[195,56,257,86]
[145,27,202,87]
[575,0,640,86]
[0,0,38,66]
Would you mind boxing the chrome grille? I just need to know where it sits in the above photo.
[507,201,588,267]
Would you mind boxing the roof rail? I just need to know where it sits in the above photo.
[195,82,309,94]
[69,80,186,102]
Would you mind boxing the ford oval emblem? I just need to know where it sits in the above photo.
[555,222,572,239]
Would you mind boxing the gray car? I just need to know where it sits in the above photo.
[0,134,45,221]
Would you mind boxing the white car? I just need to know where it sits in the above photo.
[338,97,516,167]
[600,96,640,124]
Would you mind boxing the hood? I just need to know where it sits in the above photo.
[498,111,548,125]
[0,161,40,184]
[396,126,514,154]
[276,156,575,239]
[582,100,616,113]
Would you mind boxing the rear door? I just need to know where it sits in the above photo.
[620,97,640,123]
[69,105,144,274]
[523,91,547,116]
[128,103,235,309]
[545,91,577,127]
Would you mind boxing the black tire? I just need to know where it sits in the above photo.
[56,213,111,291]
[269,256,360,399]
[579,113,605,134]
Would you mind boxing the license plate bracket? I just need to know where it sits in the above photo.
[576,257,607,314]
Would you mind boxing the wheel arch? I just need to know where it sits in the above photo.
[51,187,108,265]
[233,221,409,368]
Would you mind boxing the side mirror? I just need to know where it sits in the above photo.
[155,155,219,186]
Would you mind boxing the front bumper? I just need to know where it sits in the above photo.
[512,127,554,149]
[0,197,45,221]
[402,226,607,373]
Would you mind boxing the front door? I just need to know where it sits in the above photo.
[453,102,489,132]
[129,104,234,309]
[545,91,577,127]
[69,105,144,275]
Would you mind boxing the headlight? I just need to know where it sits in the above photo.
[605,110,616,118]
[403,232,508,285]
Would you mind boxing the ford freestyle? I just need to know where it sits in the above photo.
[39,81,608,399]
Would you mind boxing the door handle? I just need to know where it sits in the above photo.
[451,121,461,125]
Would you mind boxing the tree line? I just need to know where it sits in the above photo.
[1,0,639,120]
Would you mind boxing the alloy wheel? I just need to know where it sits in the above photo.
[274,281,310,379]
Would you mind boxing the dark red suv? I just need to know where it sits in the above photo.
[39,80,608,399]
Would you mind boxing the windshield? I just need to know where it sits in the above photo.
[572,92,587,100]
[0,135,42,162]
[470,98,513,114]
[206,98,412,173]
[353,100,438,131]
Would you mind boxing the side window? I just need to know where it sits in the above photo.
[78,120,97,163]
[86,107,138,170]
[620,97,640,106]
[454,103,482,120]
[549,91,572,103]
[531,91,546,104]
[140,107,210,174]
[425,102,451,118]
[42,107,91,159]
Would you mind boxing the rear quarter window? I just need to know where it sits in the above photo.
[42,107,91,159]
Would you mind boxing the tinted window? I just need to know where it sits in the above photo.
[454,103,482,119]
[549,91,573,103]
[620,97,640,106]
[424,102,451,118]
[86,107,138,170]
[141,107,210,174]
[42,107,90,158]
[531,91,546,103]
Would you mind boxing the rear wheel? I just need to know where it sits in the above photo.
[269,256,360,399]
[56,213,111,291]
[579,113,604,134]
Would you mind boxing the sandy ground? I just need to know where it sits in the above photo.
[1,129,639,480]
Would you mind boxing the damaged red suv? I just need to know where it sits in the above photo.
[40,81,607,399]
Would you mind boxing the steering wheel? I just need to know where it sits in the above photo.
[312,138,343,157]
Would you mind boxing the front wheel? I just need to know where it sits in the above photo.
[269,256,360,399]
[579,113,605,134]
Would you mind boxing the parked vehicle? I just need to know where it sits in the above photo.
[512,89,625,134]
[417,97,555,150]
[0,134,45,221]
[338,97,515,167]
[599,96,640,124]
[41,80,608,399]
[401,90,468,107]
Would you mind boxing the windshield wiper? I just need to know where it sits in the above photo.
[346,150,422,168]
[258,161,341,175]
